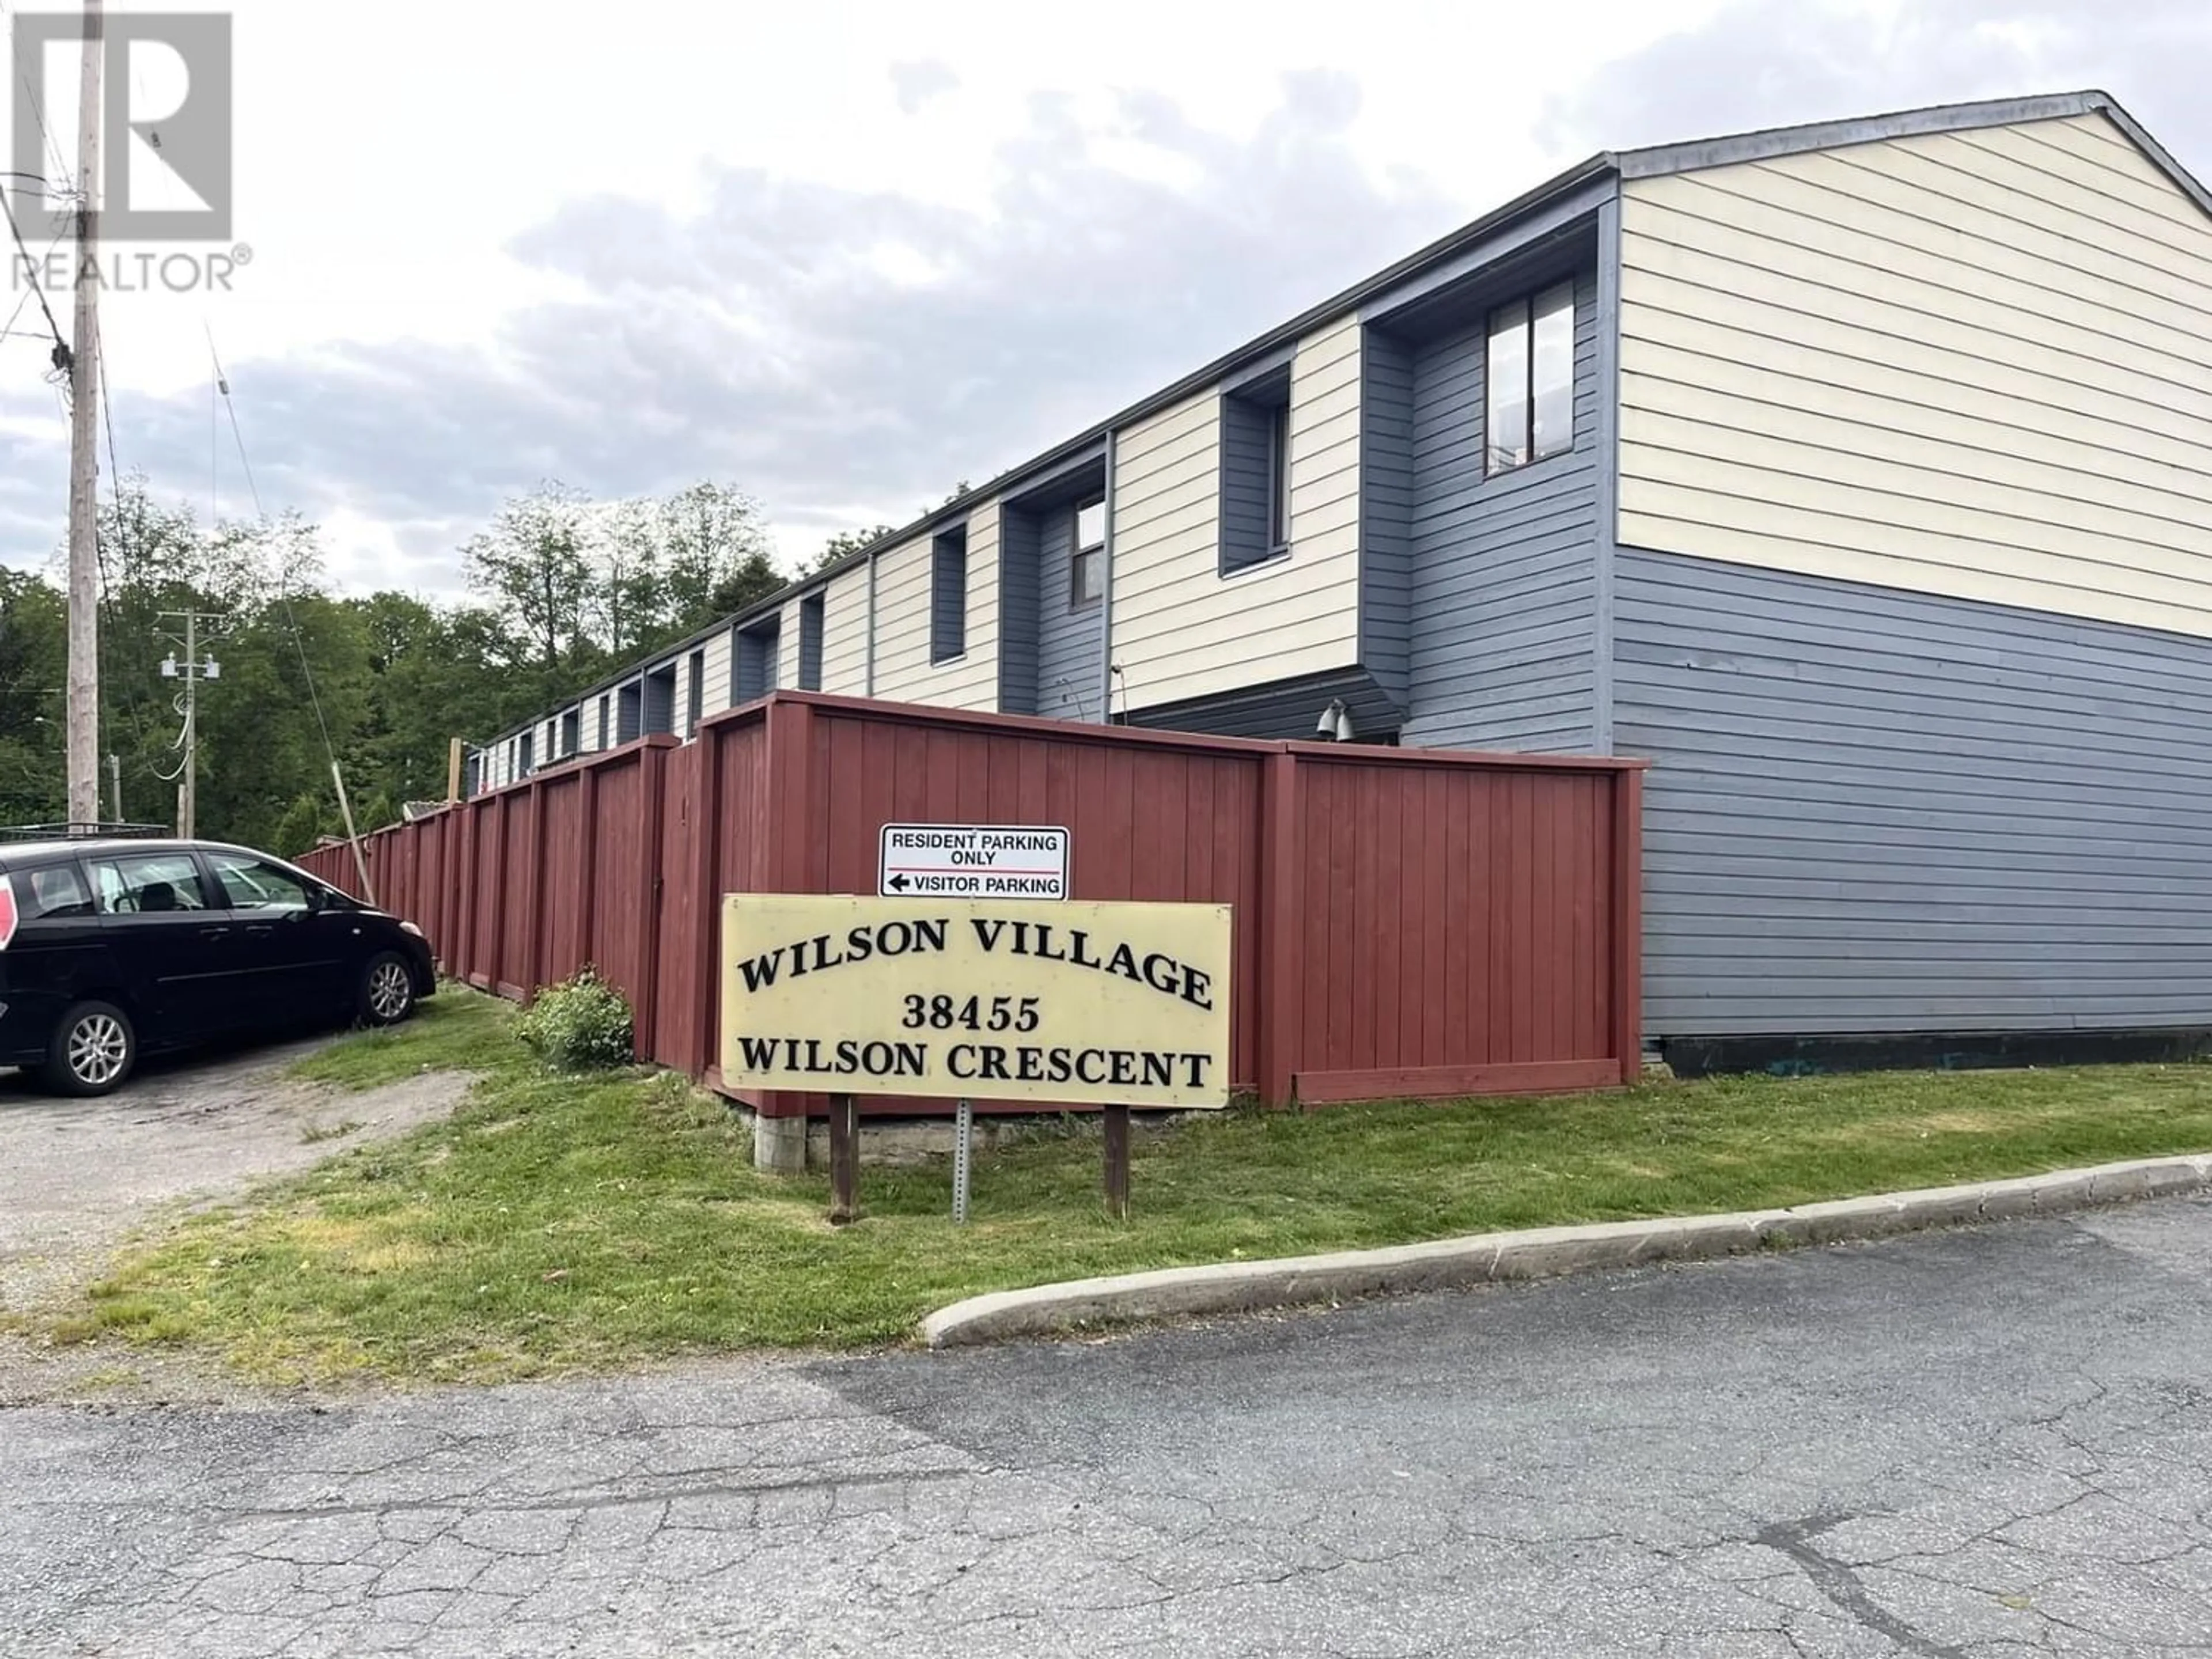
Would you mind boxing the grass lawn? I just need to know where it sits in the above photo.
[66,985,2212,1385]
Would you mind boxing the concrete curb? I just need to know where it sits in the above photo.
[919,1152,2212,1349]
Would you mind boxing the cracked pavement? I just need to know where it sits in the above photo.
[6,1195,2212,1656]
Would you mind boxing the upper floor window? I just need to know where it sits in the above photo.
[1219,369,1291,574]
[798,593,825,691]
[1486,280,1575,475]
[931,525,968,662]
[1071,499,1105,611]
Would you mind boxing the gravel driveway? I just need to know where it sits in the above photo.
[0,1037,468,1404]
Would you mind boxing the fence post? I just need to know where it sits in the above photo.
[687,723,726,1078]
[759,698,819,1123]
[524,777,548,998]
[633,742,668,1063]
[1257,749,1303,1108]
[1610,767,1645,1085]
[577,760,600,973]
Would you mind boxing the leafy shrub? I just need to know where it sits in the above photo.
[516,965,635,1071]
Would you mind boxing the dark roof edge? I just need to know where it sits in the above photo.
[1612,89,2196,202]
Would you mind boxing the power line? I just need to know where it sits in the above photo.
[0,185,66,367]
[0,2,71,196]
[204,328,339,768]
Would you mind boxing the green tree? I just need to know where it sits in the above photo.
[810,523,897,574]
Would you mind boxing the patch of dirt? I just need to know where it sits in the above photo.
[0,1036,468,1407]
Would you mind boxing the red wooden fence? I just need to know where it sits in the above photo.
[302,692,1646,1115]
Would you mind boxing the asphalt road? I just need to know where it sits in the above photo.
[7,1195,2212,1657]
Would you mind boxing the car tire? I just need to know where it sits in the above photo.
[43,1000,137,1097]
[358,952,416,1028]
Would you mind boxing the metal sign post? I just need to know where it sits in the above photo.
[952,1098,973,1224]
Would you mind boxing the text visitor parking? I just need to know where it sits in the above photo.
[878,824,1068,900]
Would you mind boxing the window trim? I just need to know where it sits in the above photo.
[1483,278,1577,478]
[1266,399,1291,556]
[1070,497,1105,613]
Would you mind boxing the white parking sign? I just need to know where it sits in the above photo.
[878,824,1069,901]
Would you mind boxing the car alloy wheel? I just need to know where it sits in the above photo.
[367,958,413,1022]
[67,1011,130,1089]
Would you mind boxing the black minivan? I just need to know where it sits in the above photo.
[0,836,437,1096]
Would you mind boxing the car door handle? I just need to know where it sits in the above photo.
[198,926,229,942]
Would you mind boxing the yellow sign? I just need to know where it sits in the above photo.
[718,895,1233,1107]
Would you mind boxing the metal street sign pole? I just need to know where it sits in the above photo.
[952,1097,972,1224]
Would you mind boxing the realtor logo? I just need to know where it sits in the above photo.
[11,12,232,240]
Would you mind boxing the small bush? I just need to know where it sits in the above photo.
[516,966,635,1071]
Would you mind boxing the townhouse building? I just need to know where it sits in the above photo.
[475,92,2212,1068]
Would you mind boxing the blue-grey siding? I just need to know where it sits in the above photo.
[997,510,1041,715]
[1358,327,1414,710]
[1617,547,2212,1037]
[641,670,674,736]
[798,595,825,692]
[616,683,641,745]
[930,528,967,662]
[1397,268,1601,753]
[736,623,778,702]
[1034,504,1103,722]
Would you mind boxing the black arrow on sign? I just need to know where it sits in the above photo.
[887,873,911,892]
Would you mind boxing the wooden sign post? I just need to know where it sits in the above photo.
[717,895,1233,1225]
[1103,1103,1131,1222]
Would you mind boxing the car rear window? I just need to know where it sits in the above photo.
[85,853,214,914]
[16,863,92,920]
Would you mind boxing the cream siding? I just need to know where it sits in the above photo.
[777,597,805,688]
[699,629,733,721]
[674,653,696,739]
[1617,113,2212,638]
[820,563,871,695]
[1112,318,1363,710]
[872,498,1001,711]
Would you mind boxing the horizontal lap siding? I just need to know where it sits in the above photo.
[1035,503,1103,721]
[698,630,734,724]
[820,564,870,695]
[777,599,806,691]
[996,510,1042,715]
[1618,114,2212,638]
[1112,319,1362,710]
[1619,547,2212,1035]
[1401,271,1600,752]
[874,500,1001,710]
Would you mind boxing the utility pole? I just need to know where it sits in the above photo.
[157,609,223,839]
[63,0,104,830]
[107,752,120,823]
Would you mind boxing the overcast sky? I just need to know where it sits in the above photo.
[0,0,2204,600]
